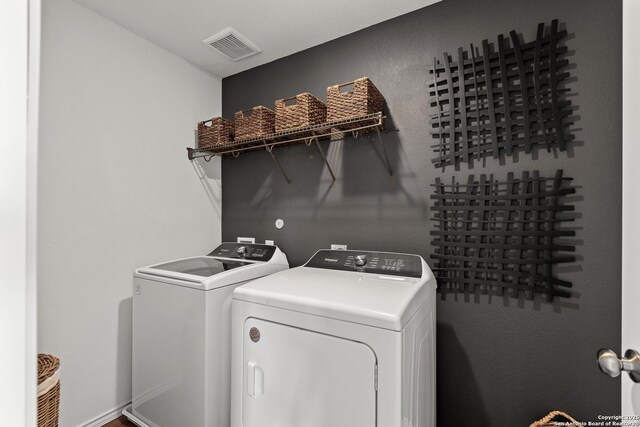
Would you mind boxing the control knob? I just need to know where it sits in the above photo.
[237,246,247,257]
[355,255,367,267]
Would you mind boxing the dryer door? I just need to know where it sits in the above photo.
[242,318,377,427]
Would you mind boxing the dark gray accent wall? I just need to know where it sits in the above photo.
[222,0,622,425]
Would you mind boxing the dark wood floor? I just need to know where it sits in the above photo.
[103,415,136,427]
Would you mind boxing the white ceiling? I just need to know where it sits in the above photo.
[73,0,441,78]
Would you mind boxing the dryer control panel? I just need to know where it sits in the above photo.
[208,243,276,262]
[305,249,423,278]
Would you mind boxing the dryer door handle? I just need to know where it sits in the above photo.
[247,361,264,397]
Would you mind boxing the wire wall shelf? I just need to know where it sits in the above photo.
[187,112,394,184]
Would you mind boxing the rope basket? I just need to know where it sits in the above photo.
[529,411,583,427]
[197,117,234,150]
[37,354,60,427]
[326,77,384,124]
[234,106,275,141]
[275,92,327,133]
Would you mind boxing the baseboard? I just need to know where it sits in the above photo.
[78,401,131,427]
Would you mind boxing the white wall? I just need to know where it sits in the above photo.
[622,0,640,416]
[0,0,39,425]
[38,0,222,425]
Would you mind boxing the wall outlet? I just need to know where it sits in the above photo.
[265,240,274,246]
[331,244,348,250]
[237,237,256,244]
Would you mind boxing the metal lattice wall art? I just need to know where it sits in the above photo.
[428,20,574,169]
[430,170,576,300]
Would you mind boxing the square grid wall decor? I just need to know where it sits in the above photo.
[428,20,573,170]
[430,170,576,301]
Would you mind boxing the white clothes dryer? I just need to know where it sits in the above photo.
[123,242,288,427]
[230,249,437,427]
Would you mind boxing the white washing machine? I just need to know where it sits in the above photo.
[230,249,437,427]
[123,242,289,427]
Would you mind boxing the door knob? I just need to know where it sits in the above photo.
[597,348,640,383]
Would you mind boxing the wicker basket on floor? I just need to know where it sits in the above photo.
[197,117,234,150]
[529,411,583,427]
[275,92,327,133]
[37,354,60,427]
[326,77,384,123]
[234,106,275,141]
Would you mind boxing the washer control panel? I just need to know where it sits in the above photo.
[305,249,423,278]
[208,243,276,262]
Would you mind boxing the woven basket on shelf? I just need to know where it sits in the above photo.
[234,106,275,141]
[326,77,384,123]
[275,92,327,133]
[197,117,234,150]
[37,354,60,427]
[529,411,583,427]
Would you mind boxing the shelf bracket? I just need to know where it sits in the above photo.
[310,132,336,185]
[375,127,393,179]
[187,147,217,162]
[263,141,291,184]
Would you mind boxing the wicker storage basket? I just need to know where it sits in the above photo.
[197,117,234,150]
[235,106,275,141]
[326,77,384,122]
[37,354,60,427]
[275,93,327,132]
[529,411,583,427]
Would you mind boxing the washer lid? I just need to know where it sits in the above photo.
[233,259,436,331]
[135,242,290,290]
[147,256,246,277]
[137,256,251,283]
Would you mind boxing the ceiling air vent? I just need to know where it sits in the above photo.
[202,27,261,61]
